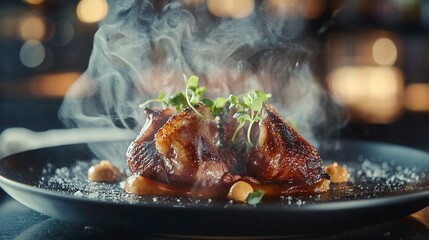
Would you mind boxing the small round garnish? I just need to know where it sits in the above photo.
[227,181,254,203]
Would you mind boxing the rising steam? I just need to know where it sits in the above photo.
[59,0,344,164]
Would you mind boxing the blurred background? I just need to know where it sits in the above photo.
[0,0,428,149]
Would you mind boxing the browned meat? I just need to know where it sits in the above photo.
[246,104,328,186]
[133,108,174,144]
[155,104,228,187]
[126,102,329,197]
[126,108,173,183]
[127,104,228,188]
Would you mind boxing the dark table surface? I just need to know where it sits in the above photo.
[1,188,429,240]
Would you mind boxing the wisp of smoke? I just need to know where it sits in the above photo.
[59,0,345,165]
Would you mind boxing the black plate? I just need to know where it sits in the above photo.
[0,139,429,237]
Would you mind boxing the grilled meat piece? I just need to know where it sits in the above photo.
[127,108,173,183]
[155,104,228,187]
[127,104,228,188]
[133,108,174,144]
[126,101,329,197]
[246,104,328,186]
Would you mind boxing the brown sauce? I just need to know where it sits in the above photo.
[123,175,330,199]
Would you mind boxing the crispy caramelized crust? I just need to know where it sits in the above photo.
[155,104,228,187]
[246,104,327,186]
[127,104,228,188]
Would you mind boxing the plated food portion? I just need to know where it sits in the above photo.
[3,138,428,236]
[97,75,338,203]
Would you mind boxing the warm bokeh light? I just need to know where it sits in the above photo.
[267,0,299,15]
[328,32,400,68]
[20,15,46,41]
[76,0,109,23]
[19,40,45,68]
[405,83,429,112]
[0,72,81,98]
[372,38,397,66]
[301,0,326,19]
[30,72,81,97]
[368,67,399,101]
[329,66,404,123]
[24,0,45,5]
[207,0,255,19]
[329,66,364,104]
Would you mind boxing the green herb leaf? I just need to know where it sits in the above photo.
[157,91,166,100]
[167,92,188,111]
[184,74,207,119]
[228,95,239,107]
[187,75,199,89]
[242,96,251,107]
[202,98,214,108]
[213,97,227,109]
[229,89,272,147]
[246,189,265,205]
[196,86,206,96]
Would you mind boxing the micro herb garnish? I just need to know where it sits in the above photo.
[139,74,272,138]
[203,97,228,117]
[138,91,167,108]
[139,91,189,111]
[183,74,207,119]
[139,74,208,118]
[229,90,271,147]
[246,189,265,205]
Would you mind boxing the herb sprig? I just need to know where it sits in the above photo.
[229,90,271,147]
[183,74,206,118]
[139,74,227,118]
[139,74,272,147]
[246,189,265,205]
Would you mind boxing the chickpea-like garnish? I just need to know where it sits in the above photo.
[325,162,349,183]
[88,160,123,183]
[314,178,331,192]
[227,181,254,203]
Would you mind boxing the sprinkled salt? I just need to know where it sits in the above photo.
[88,192,99,199]
[35,155,427,208]
[73,191,83,197]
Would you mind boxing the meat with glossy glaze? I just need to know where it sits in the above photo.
[126,103,329,198]
[246,104,328,187]
[127,104,228,189]
[127,108,173,183]
[155,104,228,187]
